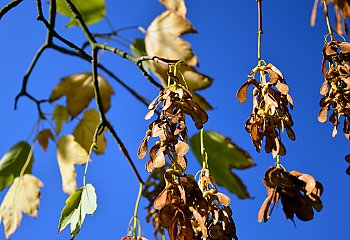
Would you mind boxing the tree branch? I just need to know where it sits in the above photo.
[0,0,23,20]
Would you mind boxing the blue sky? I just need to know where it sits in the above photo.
[0,0,349,239]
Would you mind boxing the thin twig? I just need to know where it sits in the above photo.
[0,0,23,20]
[64,0,96,44]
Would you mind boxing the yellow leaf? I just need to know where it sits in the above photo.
[0,174,43,239]
[160,0,187,17]
[73,109,106,155]
[36,129,55,151]
[145,7,213,109]
[52,105,69,134]
[49,73,114,118]
[57,135,90,194]
[145,11,197,65]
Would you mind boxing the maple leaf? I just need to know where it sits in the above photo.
[57,135,90,194]
[73,109,106,155]
[58,184,97,239]
[144,4,213,109]
[0,174,43,239]
[190,131,255,199]
[49,72,114,118]
[36,129,55,151]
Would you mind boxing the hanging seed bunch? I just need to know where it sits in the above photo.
[137,64,208,172]
[237,63,295,158]
[318,40,350,138]
[149,169,237,240]
[258,167,323,223]
[196,168,238,240]
[139,65,238,239]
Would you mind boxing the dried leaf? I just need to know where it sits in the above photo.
[50,73,114,118]
[318,107,329,123]
[52,105,69,134]
[36,129,55,151]
[154,189,169,210]
[58,184,97,240]
[216,192,231,207]
[275,82,289,95]
[286,126,296,141]
[320,80,329,95]
[237,81,251,104]
[137,136,149,160]
[0,174,43,239]
[57,135,90,194]
[73,109,106,154]
[175,141,189,156]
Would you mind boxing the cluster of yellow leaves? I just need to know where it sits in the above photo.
[49,72,112,194]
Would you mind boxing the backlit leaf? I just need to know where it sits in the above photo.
[58,184,97,240]
[0,141,34,191]
[145,10,197,65]
[160,0,187,17]
[57,135,90,194]
[52,105,69,134]
[49,72,114,118]
[190,131,254,199]
[36,129,55,151]
[0,174,43,239]
[57,0,106,28]
[73,109,106,155]
[145,4,213,110]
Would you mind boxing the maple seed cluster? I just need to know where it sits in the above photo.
[258,167,323,223]
[237,64,295,157]
[139,68,238,239]
[138,73,208,172]
[318,40,350,139]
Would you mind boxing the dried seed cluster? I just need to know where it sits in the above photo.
[140,68,237,239]
[138,75,208,172]
[147,169,237,240]
[318,40,350,138]
[237,64,295,157]
[258,167,323,223]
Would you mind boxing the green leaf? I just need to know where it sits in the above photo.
[58,184,97,240]
[130,38,150,73]
[190,131,254,199]
[0,142,34,191]
[57,0,106,28]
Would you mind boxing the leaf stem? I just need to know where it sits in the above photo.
[132,182,143,237]
[200,128,208,169]
[257,0,263,66]
[323,0,334,41]
[20,143,34,177]
[83,142,97,186]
